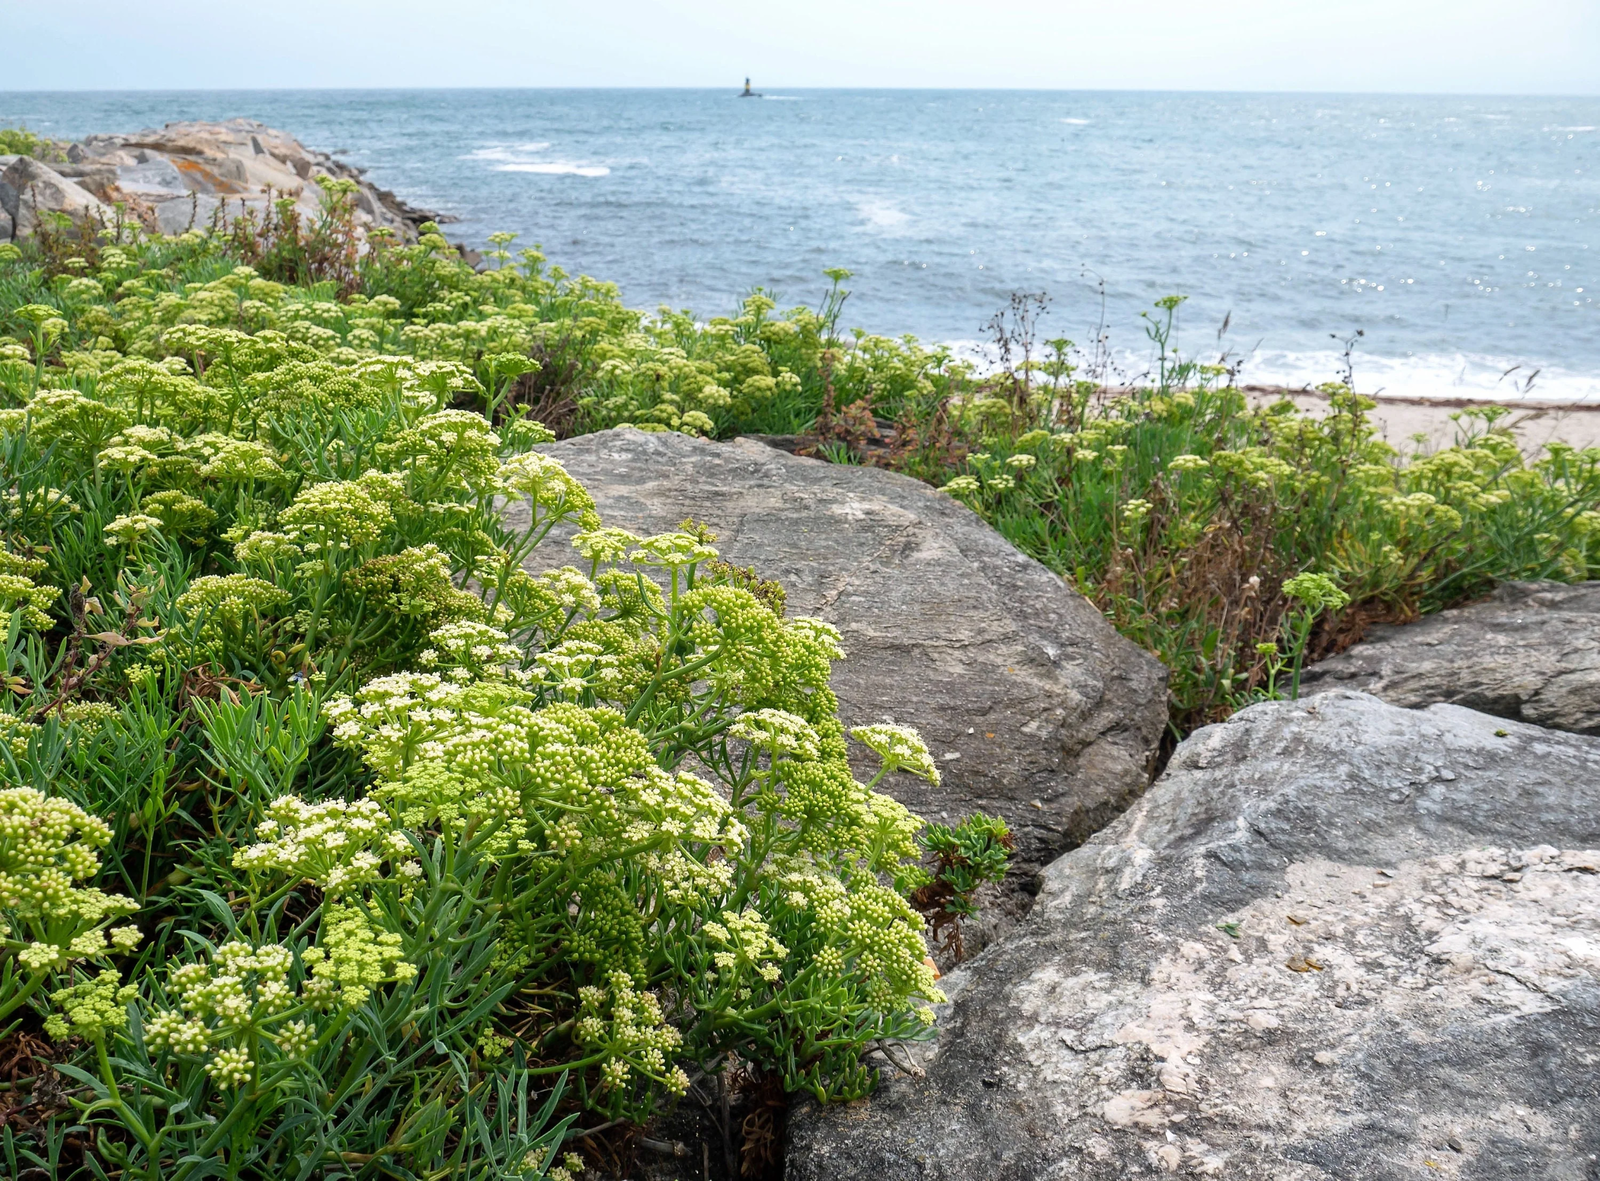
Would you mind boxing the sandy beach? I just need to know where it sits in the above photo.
[1242,385,1600,454]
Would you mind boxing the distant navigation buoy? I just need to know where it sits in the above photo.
[740,77,761,98]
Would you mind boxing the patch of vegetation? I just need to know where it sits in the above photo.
[0,206,1003,1177]
[932,295,1599,731]
[0,125,59,159]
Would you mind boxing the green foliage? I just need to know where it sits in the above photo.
[0,214,971,1177]
[937,344,1600,729]
[0,126,53,158]
[918,813,1014,921]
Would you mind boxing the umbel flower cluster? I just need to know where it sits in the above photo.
[0,788,140,1023]
[0,216,1005,1179]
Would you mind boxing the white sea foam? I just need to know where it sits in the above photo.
[940,340,1600,404]
[497,162,610,177]
[1244,349,1600,404]
[464,144,551,162]
[1060,118,1091,125]
[855,199,909,230]
[1557,126,1596,132]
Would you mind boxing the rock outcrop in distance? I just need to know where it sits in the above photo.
[1302,580,1600,736]
[789,690,1600,1179]
[0,118,443,243]
[517,430,1169,921]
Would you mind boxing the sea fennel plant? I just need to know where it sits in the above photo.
[0,225,971,1177]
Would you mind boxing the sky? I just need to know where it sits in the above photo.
[10,0,1600,94]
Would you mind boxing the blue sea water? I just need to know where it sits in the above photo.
[4,89,1598,400]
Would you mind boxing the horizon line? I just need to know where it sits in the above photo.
[3,85,1599,100]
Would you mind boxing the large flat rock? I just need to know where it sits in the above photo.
[788,691,1600,1180]
[524,430,1168,877]
[1302,581,1600,735]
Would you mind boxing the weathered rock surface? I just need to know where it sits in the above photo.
[1302,580,1600,735]
[789,691,1600,1180]
[524,429,1168,878]
[0,157,111,239]
[113,158,189,199]
[4,119,440,241]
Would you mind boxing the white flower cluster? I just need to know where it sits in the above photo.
[199,438,283,482]
[574,970,688,1097]
[624,768,746,904]
[277,479,395,555]
[173,573,288,645]
[534,639,622,698]
[380,408,502,492]
[497,452,600,530]
[784,616,846,661]
[531,566,603,616]
[850,723,941,786]
[103,512,164,547]
[145,941,310,1085]
[232,796,415,894]
[730,708,821,761]
[571,527,640,564]
[702,908,788,988]
[324,670,490,776]
[0,787,141,975]
[627,531,719,569]
[420,620,525,678]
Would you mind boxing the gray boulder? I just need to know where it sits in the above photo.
[0,208,11,242]
[50,162,118,195]
[788,691,1600,1180]
[153,194,210,236]
[115,158,188,199]
[0,157,110,238]
[525,430,1168,879]
[1303,581,1600,735]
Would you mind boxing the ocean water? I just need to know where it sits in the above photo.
[4,89,1598,401]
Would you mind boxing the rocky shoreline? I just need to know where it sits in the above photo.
[6,115,1597,1180]
[0,118,443,243]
